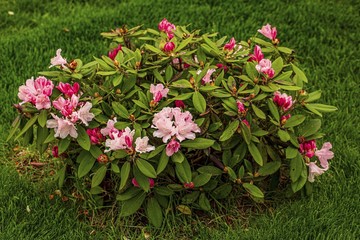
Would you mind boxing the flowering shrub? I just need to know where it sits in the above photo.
[8,19,337,227]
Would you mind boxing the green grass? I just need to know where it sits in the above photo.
[1,0,359,239]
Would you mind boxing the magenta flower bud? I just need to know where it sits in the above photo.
[52,146,59,158]
[166,139,180,157]
[183,182,195,189]
[224,37,236,51]
[86,128,104,145]
[242,119,250,128]
[216,63,229,72]
[236,100,246,114]
[299,140,317,158]
[108,44,122,60]
[175,100,185,109]
[163,42,175,52]
[132,178,155,188]
[249,45,264,62]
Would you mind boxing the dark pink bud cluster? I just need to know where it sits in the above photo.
[224,37,236,51]
[158,18,176,40]
[273,91,294,112]
[108,44,122,60]
[86,128,104,145]
[299,140,317,158]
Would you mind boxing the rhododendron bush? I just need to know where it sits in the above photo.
[8,19,337,227]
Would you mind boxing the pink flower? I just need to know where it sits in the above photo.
[163,42,175,52]
[101,118,122,139]
[175,100,185,109]
[57,82,80,98]
[104,127,135,152]
[173,110,201,142]
[135,136,155,153]
[258,24,277,41]
[273,91,294,112]
[18,77,54,107]
[306,162,327,182]
[53,95,79,117]
[132,178,155,188]
[249,45,264,62]
[315,142,334,169]
[86,128,104,145]
[108,44,122,60]
[256,59,272,73]
[35,94,51,110]
[200,69,216,84]
[150,84,169,102]
[236,100,246,114]
[224,37,236,51]
[299,140,317,158]
[46,113,78,139]
[77,102,95,126]
[49,49,67,68]
[152,115,177,143]
[166,139,180,156]
[158,18,176,39]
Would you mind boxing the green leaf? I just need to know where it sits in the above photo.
[43,129,55,144]
[146,144,166,159]
[291,64,308,83]
[119,161,131,190]
[133,99,149,110]
[219,120,239,142]
[290,153,304,182]
[243,183,264,198]
[76,126,91,151]
[271,57,283,77]
[90,186,104,195]
[197,166,223,176]
[278,129,290,142]
[240,121,252,145]
[112,102,129,119]
[37,110,47,128]
[286,146,299,159]
[136,159,157,178]
[156,150,169,174]
[171,79,193,88]
[176,35,193,52]
[181,138,215,149]
[145,44,163,54]
[58,137,71,154]
[176,205,192,215]
[147,198,163,228]
[97,70,117,76]
[171,151,184,163]
[6,115,21,142]
[277,46,293,54]
[89,145,103,159]
[267,99,280,122]
[112,74,123,87]
[153,69,165,84]
[298,119,322,138]
[14,114,38,141]
[291,167,307,193]
[155,186,174,196]
[192,91,206,113]
[258,161,281,176]
[193,173,212,187]
[117,187,142,201]
[91,165,107,188]
[212,184,232,199]
[120,192,146,217]
[245,62,258,80]
[198,193,211,211]
[284,115,306,128]
[175,159,192,183]
[57,166,66,188]
[36,126,48,152]
[305,90,322,103]
[305,103,337,113]
[78,152,96,178]
[248,142,263,166]
[111,163,120,173]
[252,104,266,119]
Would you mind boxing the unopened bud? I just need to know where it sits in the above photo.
[97,154,109,164]
[189,77,195,85]
[69,60,77,69]
[135,61,141,69]
[94,92,100,98]
[183,182,195,189]
[115,89,121,94]
[129,114,135,121]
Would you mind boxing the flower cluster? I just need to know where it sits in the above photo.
[152,107,201,156]
[18,76,54,110]
[305,142,334,182]
[159,18,176,52]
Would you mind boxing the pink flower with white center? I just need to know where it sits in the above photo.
[152,116,176,143]
[18,77,54,106]
[53,95,79,117]
[258,24,277,41]
[101,118,122,139]
[249,45,264,62]
[104,127,135,152]
[57,82,80,98]
[163,42,175,52]
[108,44,122,60]
[166,139,181,156]
[132,178,155,188]
[49,49,67,68]
[150,84,169,102]
[236,100,246,114]
[35,94,51,110]
[273,91,294,112]
[315,142,334,169]
[46,113,78,139]
[77,102,95,126]
[200,69,216,84]
[224,37,236,51]
[299,140,317,158]
[135,136,155,153]
[306,162,327,182]
[86,128,104,145]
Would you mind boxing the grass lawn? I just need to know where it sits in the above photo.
[1,0,359,239]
